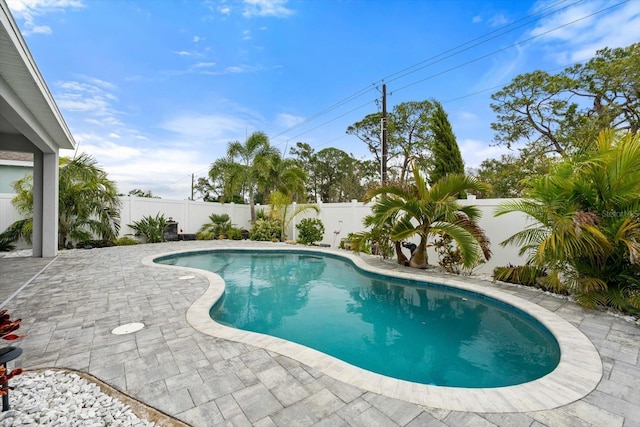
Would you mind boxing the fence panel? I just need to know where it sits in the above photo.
[1,194,529,273]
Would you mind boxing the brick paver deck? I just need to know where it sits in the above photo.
[1,241,638,426]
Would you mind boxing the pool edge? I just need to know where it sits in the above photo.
[142,243,603,413]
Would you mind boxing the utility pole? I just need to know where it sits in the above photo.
[191,173,194,201]
[381,83,388,185]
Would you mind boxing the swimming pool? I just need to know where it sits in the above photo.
[156,249,560,388]
[149,243,602,412]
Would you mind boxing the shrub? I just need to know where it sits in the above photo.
[0,310,24,395]
[433,234,463,274]
[493,264,564,294]
[250,219,281,241]
[196,231,215,240]
[227,227,244,240]
[198,214,232,239]
[113,236,139,246]
[296,218,325,245]
[128,213,168,243]
[0,239,15,252]
[75,239,114,249]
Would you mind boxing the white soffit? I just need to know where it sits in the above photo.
[0,0,75,153]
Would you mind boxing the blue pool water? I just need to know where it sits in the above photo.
[156,250,560,388]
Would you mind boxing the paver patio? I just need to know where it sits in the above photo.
[1,240,639,426]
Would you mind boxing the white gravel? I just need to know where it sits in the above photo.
[0,370,155,426]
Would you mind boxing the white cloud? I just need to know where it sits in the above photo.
[242,0,294,18]
[488,14,509,27]
[54,78,123,125]
[73,135,142,162]
[74,141,210,199]
[275,113,305,129]
[472,15,482,24]
[459,139,512,169]
[243,29,252,40]
[194,62,216,68]
[193,35,203,42]
[529,0,640,64]
[160,114,248,143]
[7,0,84,36]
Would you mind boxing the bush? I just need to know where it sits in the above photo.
[296,218,325,245]
[0,239,15,252]
[433,234,463,274]
[113,236,139,246]
[493,264,565,294]
[250,219,281,241]
[196,231,215,240]
[128,213,168,243]
[227,227,244,240]
[74,239,114,249]
[198,214,232,239]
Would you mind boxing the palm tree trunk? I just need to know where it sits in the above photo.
[394,241,409,266]
[409,236,428,269]
[249,187,256,222]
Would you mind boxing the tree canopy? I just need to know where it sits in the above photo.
[428,100,464,185]
[491,43,640,157]
[5,154,121,248]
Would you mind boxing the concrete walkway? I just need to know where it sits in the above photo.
[1,241,639,427]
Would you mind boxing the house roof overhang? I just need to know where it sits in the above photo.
[0,0,75,154]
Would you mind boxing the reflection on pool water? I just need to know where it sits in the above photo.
[157,250,560,388]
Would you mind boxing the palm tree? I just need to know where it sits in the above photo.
[261,155,307,203]
[198,213,232,239]
[269,190,319,242]
[227,131,280,221]
[496,130,640,312]
[363,166,491,269]
[7,154,121,248]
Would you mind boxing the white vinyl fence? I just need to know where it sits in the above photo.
[1,194,532,273]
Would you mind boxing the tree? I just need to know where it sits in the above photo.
[268,190,319,242]
[428,101,464,184]
[289,142,318,201]
[496,130,640,313]
[198,213,232,239]
[289,143,374,202]
[204,156,246,203]
[6,154,121,248]
[347,100,434,184]
[126,188,160,198]
[260,155,307,203]
[472,148,553,198]
[363,165,491,269]
[491,43,640,157]
[226,131,280,221]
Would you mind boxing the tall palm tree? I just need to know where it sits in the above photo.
[227,131,280,221]
[8,154,121,248]
[363,166,491,269]
[261,155,307,203]
[496,130,640,311]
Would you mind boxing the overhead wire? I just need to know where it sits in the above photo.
[392,0,629,94]
[282,0,628,153]
[269,0,584,144]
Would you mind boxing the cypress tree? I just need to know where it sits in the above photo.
[429,101,464,184]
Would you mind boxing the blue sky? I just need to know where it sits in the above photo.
[7,0,640,199]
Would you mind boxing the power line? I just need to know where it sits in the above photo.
[268,0,583,142]
[392,0,628,95]
[383,0,584,84]
[270,0,627,151]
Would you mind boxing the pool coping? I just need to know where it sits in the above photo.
[143,245,603,413]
